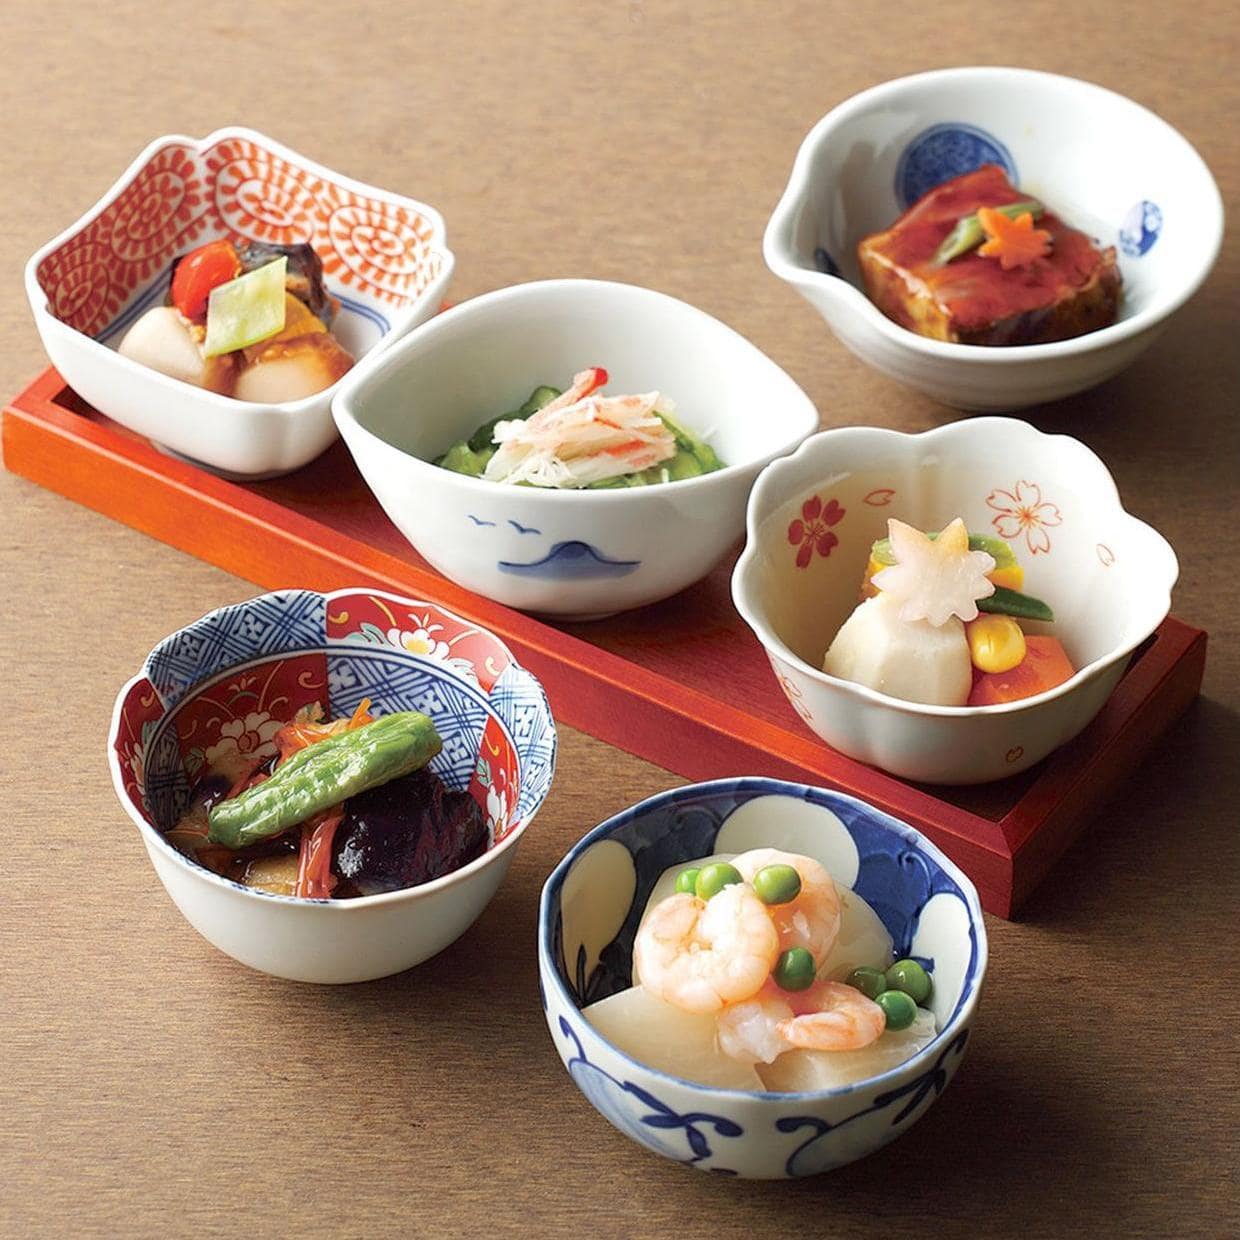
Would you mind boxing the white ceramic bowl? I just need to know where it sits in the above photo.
[26,127,453,476]
[107,588,556,983]
[332,279,819,619]
[540,778,987,1178]
[732,419,1178,783]
[764,67,1223,410]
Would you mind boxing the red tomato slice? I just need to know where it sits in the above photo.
[171,240,242,321]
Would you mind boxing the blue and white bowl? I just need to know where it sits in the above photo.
[538,778,987,1178]
[332,279,819,618]
[108,587,556,983]
[764,67,1223,410]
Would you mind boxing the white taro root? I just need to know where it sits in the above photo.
[823,591,973,706]
[118,306,235,393]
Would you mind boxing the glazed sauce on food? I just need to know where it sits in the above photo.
[859,165,1120,345]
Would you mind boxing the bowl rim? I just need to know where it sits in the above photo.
[331,276,821,501]
[763,65,1225,363]
[731,417,1179,718]
[24,125,456,416]
[538,775,988,1102]
[106,587,556,910]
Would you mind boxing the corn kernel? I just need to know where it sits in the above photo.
[967,614,1027,673]
[988,563,1025,591]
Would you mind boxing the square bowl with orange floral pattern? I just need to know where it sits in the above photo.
[24,127,453,476]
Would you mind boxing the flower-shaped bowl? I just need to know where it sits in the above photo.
[26,127,453,476]
[731,418,1178,783]
[539,778,987,1178]
[764,67,1223,410]
[107,588,556,983]
[332,279,820,619]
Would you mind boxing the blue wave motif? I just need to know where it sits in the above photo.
[498,540,640,580]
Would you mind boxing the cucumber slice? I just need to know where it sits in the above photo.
[519,385,561,416]
[871,529,1017,569]
[467,386,562,451]
[436,442,491,477]
[656,411,724,474]
[203,258,287,358]
[976,586,1054,623]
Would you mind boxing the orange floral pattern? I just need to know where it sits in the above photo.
[37,134,445,337]
[986,480,1062,555]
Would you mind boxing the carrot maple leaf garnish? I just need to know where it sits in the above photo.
[977,206,1052,270]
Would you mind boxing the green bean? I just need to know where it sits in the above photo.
[207,711,442,849]
[932,199,1045,266]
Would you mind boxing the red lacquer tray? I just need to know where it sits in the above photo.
[4,367,1207,916]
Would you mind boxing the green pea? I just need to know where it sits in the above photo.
[846,966,888,1000]
[674,868,701,895]
[772,947,816,992]
[695,862,743,901]
[876,989,917,1031]
[885,959,932,1005]
[752,864,802,906]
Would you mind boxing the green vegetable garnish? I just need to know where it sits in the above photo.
[202,257,287,358]
[885,959,932,1005]
[977,586,1055,623]
[876,989,918,1031]
[773,947,816,992]
[846,966,888,1000]
[932,199,1045,266]
[752,864,802,906]
[207,710,442,849]
[694,862,743,901]
[871,529,1017,570]
[674,867,701,895]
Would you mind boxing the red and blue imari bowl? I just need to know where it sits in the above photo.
[108,587,556,982]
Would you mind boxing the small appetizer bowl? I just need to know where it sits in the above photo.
[107,588,556,983]
[332,279,820,619]
[764,67,1223,410]
[26,127,453,477]
[731,418,1178,783]
[539,778,987,1179]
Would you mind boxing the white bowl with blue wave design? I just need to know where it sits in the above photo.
[764,68,1223,410]
[538,778,986,1178]
[107,587,555,982]
[332,279,819,618]
[25,127,454,476]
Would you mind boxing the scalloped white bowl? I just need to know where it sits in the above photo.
[731,419,1178,783]
[764,67,1223,410]
[26,127,453,476]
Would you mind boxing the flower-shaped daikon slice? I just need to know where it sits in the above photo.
[871,518,996,626]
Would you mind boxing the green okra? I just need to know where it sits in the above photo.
[207,711,442,849]
[932,199,1045,266]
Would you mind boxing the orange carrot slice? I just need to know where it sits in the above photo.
[967,635,1075,706]
[977,206,1052,270]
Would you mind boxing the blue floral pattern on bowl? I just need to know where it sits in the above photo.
[895,123,1017,209]
[1119,200,1162,257]
[538,778,987,1178]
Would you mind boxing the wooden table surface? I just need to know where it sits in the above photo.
[3,2,1237,1235]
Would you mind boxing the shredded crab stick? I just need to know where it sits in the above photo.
[483,366,678,488]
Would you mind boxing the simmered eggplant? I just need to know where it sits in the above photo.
[332,768,488,895]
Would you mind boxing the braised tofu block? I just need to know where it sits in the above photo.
[858,165,1121,346]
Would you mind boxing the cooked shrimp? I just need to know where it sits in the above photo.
[731,848,842,969]
[484,367,677,488]
[777,980,886,1051]
[634,885,779,1015]
[716,983,794,1064]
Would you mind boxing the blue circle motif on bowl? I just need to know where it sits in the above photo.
[895,123,1017,209]
[1119,200,1162,257]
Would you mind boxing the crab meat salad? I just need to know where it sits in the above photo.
[165,700,487,899]
[822,517,1075,707]
[583,849,937,1092]
[118,239,354,402]
[437,367,724,489]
